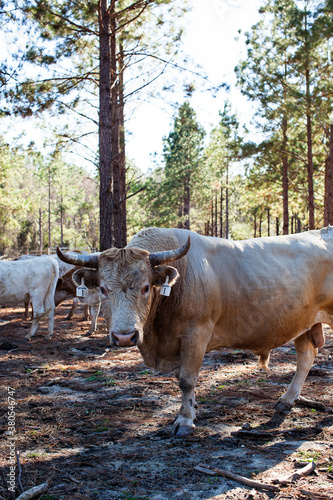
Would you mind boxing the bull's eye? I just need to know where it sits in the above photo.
[100,286,108,297]
[141,285,150,295]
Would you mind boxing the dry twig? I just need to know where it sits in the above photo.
[295,397,327,411]
[273,461,316,485]
[300,489,332,499]
[194,463,280,492]
[15,481,49,500]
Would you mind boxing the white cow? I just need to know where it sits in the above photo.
[17,254,101,333]
[0,257,59,339]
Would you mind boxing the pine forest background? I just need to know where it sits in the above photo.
[0,0,333,257]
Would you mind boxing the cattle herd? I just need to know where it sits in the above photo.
[0,252,101,339]
[1,225,331,436]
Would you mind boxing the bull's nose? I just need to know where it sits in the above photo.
[111,330,138,347]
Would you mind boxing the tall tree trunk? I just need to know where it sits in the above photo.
[225,161,229,239]
[99,0,113,251]
[306,103,315,229]
[183,175,190,230]
[267,207,270,236]
[39,208,42,255]
[325,124,333,225]
[219,185,223,238]
[119,43,127,246]
[304,10,315,230]
[60,195,64,248]
[214,190,218,237]
[48,164,51,253]
[110,4,121,248]
[282,115,289,235]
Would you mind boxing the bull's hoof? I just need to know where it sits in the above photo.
[172,416,195,437]
[173,424,195,438]
[274,400,293,413]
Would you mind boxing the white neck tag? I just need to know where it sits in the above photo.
[160,276,171,296]
[76,278,88,298]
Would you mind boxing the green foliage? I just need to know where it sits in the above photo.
[0,137,99,256]
[235,0,333,232]
[139,101,205,231]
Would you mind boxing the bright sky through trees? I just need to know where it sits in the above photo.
[125,0,262,172]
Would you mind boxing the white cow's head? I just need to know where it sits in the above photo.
[56,238,190,347]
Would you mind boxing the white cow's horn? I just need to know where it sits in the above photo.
[149,236,190,267]
[56,247,99,269]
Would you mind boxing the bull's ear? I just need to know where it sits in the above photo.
[73,268,100,288]
[152,265,179,287]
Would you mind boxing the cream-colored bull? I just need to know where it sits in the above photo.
[57,226,331,437]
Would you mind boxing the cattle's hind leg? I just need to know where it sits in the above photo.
[275,326,319,412]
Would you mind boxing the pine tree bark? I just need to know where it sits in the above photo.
[219,185,223,238]
[306,104,315,229]
[110,3,122,248]
[325,124,333,226]
[183,175,190,230]
[119,43,127,247]
[99,0,113,251]
[225,161,229,239]
[304,10,315,230]
[282,116,289,235]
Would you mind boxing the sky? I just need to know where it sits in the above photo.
[125,0,263,173]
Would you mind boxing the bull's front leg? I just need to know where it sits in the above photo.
[173,335,208,437]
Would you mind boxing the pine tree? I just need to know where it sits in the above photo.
[161,102,205,230]
[1,0,189,249]
[236,0,333,231]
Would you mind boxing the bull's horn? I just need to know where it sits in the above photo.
[149,236,190,267]
[56,247,99,269]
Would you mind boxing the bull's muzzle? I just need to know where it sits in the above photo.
[111,330,139,347]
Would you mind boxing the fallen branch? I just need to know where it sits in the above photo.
[295,397,327,411]
[231,429,276,439]
[194,463,280,492]
[15,481,49,500]
[273,461,316,485]
[300,489,332,499]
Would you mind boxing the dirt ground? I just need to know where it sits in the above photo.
[0,302,333,500]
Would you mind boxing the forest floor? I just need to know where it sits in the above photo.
[0,302,333,500]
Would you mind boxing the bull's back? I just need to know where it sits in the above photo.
[0,258,58,306]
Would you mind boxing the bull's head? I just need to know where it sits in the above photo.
[56,237,190,347]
